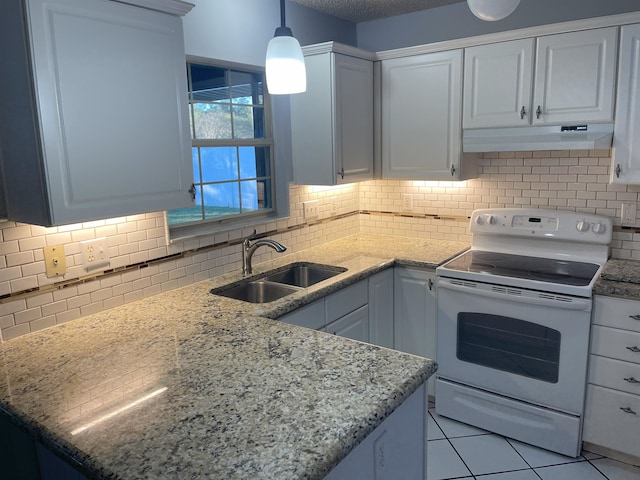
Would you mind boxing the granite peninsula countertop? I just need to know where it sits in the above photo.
[594,258,640,299]
[0,234,468,480]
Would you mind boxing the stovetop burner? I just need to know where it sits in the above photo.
[443,251,600,287]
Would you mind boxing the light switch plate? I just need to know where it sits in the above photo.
[621,202,637,226]
[44,245,67,278]
[303,200,319,221]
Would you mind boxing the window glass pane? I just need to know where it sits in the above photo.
[193,103,232,139]
[190,64,229,102]
[203,182,241,219]
[232,106,264,139]
[192,148,200,183]
[239,147,271,179]
[166,187,203,225]
[200,147,238,182]
[230,70,264,105]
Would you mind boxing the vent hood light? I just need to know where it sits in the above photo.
[462,124,614,152]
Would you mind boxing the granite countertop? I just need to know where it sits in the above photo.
[594,258,640,299]
[0,234,468,480]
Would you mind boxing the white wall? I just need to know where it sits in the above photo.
[357,0,640,52]
[182,0,356,66]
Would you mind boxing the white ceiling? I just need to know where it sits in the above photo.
[290,0,467,23]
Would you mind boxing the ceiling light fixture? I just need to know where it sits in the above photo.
[265,0,307,95]
[467,0,521,21]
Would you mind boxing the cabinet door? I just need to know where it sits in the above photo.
[334,54,374,184]
[394,268,437,395]
[533,28,617,125]
[0,0,193,226]
[278,300,325,330]
[463,39,535,128]
[324,305,370,343]
[368,269,394,348]
[612,24,640,184]
[381,50,463,180]
[291,51,373,186]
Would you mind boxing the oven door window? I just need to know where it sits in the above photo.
[457,313,561,383]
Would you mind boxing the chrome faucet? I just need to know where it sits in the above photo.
[242,230,286,275]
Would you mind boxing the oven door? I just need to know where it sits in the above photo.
[436,277,592,415]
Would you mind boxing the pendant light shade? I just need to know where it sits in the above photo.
[266,1,306,95]
[467,0,521,21]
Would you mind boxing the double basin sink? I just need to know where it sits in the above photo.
[210,262,347,303]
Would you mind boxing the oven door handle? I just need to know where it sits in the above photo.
[437,279,592,311]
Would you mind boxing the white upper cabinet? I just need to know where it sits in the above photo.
[464,39,535,128]
[0,0,194,226]
[463,28,618,129]
[611,24,640,184]
[382,49,474,180]
[291,43,374,186]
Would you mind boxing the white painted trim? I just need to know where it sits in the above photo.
[111,0,195,16]
[375,11,640,60]
[301,41,376,60]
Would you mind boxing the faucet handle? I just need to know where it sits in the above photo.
[244,229,259,245]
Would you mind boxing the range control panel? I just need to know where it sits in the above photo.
[470,208,612,244]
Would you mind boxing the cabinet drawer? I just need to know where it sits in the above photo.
[593,296,640,332]
[325,281,368,324]
[583,384,640,458]
[589,355,640,395]
[279,300,325,330]
[591,325,640,364]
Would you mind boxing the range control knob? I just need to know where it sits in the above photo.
[576,221,590,233]
[475,215,485,225]
[592,222,607,234]
[486,215,497,225]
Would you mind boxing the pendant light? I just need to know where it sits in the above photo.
[265,0,306,94]
[467,0,521,21]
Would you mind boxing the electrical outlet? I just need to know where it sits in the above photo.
[303,200,319,221]
[402,194,413,211]
[80,237,110,272]
[329,196,338,217]
[374,430,389,480]
[621,202,637,226]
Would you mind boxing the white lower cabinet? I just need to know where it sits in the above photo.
[583,295,640,461]
[324,383,426,480]
[279,279,370,343]
[368,269,395,348]
[324,305,370,342]
[394,268,437,396]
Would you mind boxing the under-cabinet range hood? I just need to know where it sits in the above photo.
[463,123,614,152]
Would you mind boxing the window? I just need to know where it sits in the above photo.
[167,59,278,236]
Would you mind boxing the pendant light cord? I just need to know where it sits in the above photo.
[280,0,286,28]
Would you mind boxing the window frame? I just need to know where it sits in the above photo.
[166,56,289,241]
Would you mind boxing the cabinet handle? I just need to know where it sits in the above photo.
[520,106,526,119]
[624,377,640,384]
[616,164,622,178]
[188,183,196,201]
[536,105,542,119]
[627,346,640,353]
[630,314,640,321]
[620,406,637,415]
[339,168,345,179]
[450,165,456,177]
[428,279,434,291]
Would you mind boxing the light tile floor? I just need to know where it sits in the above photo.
[428,406,640,480]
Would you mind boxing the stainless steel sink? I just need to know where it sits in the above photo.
[210,262,347,303]
[211,280,301,304]
[263,262,347,288]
